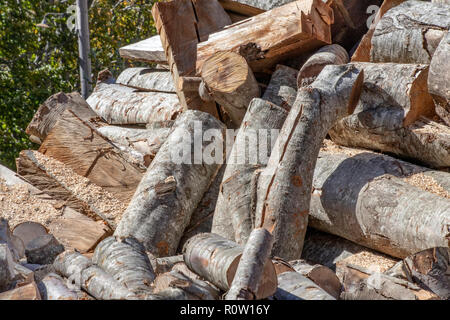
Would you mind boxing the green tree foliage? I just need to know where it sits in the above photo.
[0,0,158,169]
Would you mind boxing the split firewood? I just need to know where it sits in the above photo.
[226,228,275,300]
[48,209,111,253]
[26,92,99,144]
[0,244,15,291]
[262,65,298,108]
[115,67,176,93]
[273,271,336,300]
[25,234,64,265]
[255,64,364,261]
[179,166,226,250]
[289,259,341,299]
[297,44,349,87]
[37,273,78,300]
[429,31,450,126]
[153,255,184,275]
[340,264,439,300]
[183,233,277,299]
[212,98,289,244]
[200,51,260,127]
[12,263,34,285]
[370,0,450,64]
[92,236,156,295]
[153,270,220,300]
[86,82,183,125]
[351,0,405,62]
[114,111,225,257]
[17,150,126,228]
[152,0,231,116]
[196,0,333,74]
[218,0,265,15]
[328,0,383,51]
[12,222,48,250]
[97,124,173,167]
[54,251,137,300]
[0,281,41,300]
[309,141,450,259]
[119,36,167,64]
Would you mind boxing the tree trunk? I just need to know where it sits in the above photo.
[114,111,225,257]
[370,0,450,64]
[76,0,92,99]
[53,251,137,300]
[26,92,98,144]
[39,110,145,204]
[309,141,450,259]
[0,281,41,300]
[297,44,349,87]
[152,0,230,117]
[273,271,336,300]
[17,150,126,228]
[153,270,220,300]
[37,273,78,300]
[119,36,167,65]
[289,259,342,298]
[196,0,332,74]
[92,236,156,295]
[226,228,275,300]
[351,0,405,62]
[115,67,176,93]
[429,31,450,126]
[212,98,290,244]
[262,64,298,109]
[200,51,260,127]
[255,64,364,261]
[182,233,277,299]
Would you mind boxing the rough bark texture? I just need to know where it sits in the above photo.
[114,111,225,257]
[255,64,364,261]
[119,36,167,64]
[262,64,298,109]
[370,1,450,64]
[289,259,342,298]
[196,0,333,74]
[86,82,183,125]
[152,0,230,117]
[116,67,176,93]
[92,236,156,295]
[297,44,349,87]
[37,273,78,300]
[25,234,64,265]
[26,92,99,144]
[54,251,137,300]
[212,98,289,244]
[351,0,405,62]
[182,233,277,299]
[200,51,260,127]
[226,228,275,300]
[309,142,450,259]
[274,271,336,300]
[39,110,145,204]
[428,31,450,126]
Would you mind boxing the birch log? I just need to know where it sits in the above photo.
[297,44,349,87]
[182,233,278,299]
[226,228,275,300]
[92,236,156,295]
[114,111,225,257]
[262,64,298,109]
[116,67,176,93]
[200,51,260,127]
[54,251,137,300]
[429,31,450,126]
[86,82,183,125]
[255,64,364,261]
[370,1,450,64]
[212,98,290,243]
[274,271,336,300]
[37,273,78,300]
[309,141,450,259]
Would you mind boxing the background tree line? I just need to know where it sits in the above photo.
[0,0,159,169]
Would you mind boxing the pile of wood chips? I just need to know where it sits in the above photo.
[1,0,449,300]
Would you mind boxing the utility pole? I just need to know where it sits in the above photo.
[76,0,92,99]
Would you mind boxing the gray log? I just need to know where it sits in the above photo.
[25,234,64,265]
[0,244,15,292]
[274,271,336,300]
[116,67,176,93]
[262,64,298,109]
[37,273,78,300]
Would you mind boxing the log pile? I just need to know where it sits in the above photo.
[0,0,449,300]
